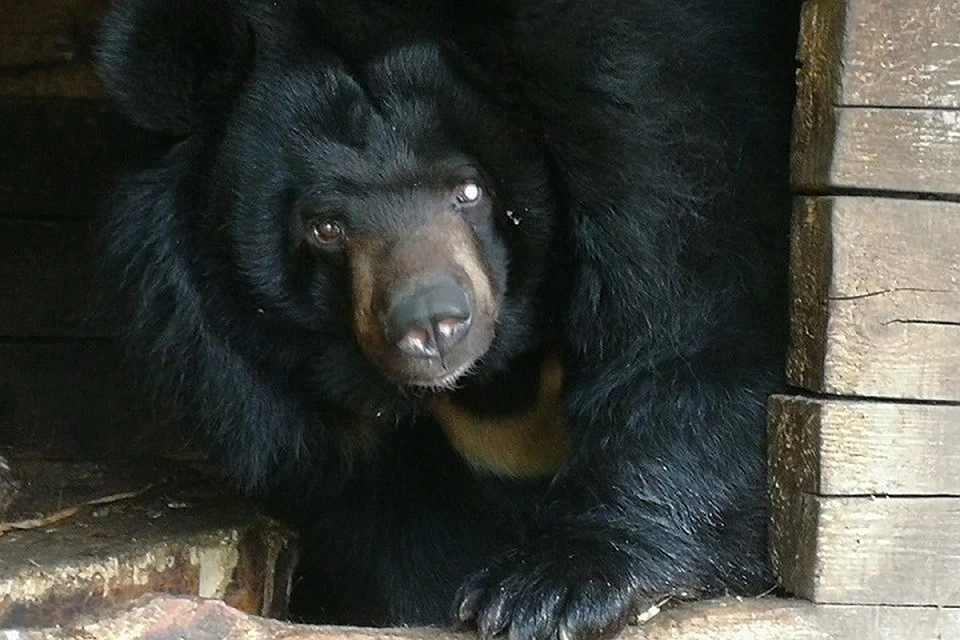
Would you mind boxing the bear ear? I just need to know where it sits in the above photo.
[96,0,254,135]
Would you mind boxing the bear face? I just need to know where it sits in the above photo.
[211,47,557,398]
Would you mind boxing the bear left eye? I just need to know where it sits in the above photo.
[455,181,483,205]
[309,218,346,249]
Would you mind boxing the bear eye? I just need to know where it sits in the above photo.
[308,218,346,249]
[455,181,483,205]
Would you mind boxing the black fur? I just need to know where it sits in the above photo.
[96,0,798,637]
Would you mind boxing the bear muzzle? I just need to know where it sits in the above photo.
[350,215,500,389]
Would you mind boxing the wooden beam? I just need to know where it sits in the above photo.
[0,55,101,98]
[811,602,960,640]
[792,0,960,194]
[796,0,960,110]
[792,0,843,193]
[0,460,295,627]
[796,106,960,195]
[788,196,960,401]
[0,0,106,97]
[16,595,960,640]
[769,395,960,496]
[771,490,960,606]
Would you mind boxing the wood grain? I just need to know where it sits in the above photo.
[8,594,959,640]
[792,0,960,194]
[812,602,960,640]
[796,106,960,195]
[788,196,960,401]
[769,395,960,496]
[771,491,960,606]
[791,0,843,193]
[798,0,960,110]
[0,460,295,627]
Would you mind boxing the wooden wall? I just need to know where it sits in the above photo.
[770,0,960,636]
[0,0,191,457]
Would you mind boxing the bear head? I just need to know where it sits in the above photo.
[96,0,564,426]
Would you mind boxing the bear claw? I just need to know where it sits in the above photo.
[451,542,639,640]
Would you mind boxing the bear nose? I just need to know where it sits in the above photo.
[385,280,472,358]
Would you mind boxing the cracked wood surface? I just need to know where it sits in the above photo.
[769,395,960,606]
[788,196,960,401]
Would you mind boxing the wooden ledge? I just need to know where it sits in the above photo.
[0,460,296,627]
[7,594,960,640]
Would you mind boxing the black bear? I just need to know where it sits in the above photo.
[96,0,798,637]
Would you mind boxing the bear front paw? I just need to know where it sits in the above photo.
[452,543,644,640]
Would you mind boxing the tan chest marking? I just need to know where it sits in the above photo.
[432,357,569,478]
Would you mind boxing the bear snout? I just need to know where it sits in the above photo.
[350,215,500,389]
[384,278,473,359]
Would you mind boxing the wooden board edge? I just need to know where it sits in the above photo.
[768,394,821,495]
[785,196,960,401]
[771,492,960,607]
[786,197,832,392]
[770,394,960,496]
[769,473,821,604]
[791,0,844,191]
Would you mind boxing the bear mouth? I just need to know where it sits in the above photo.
[402,360,479,391]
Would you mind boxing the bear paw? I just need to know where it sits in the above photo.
[452,541,644,640]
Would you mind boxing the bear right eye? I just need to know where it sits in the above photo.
[455,181,483,205]
[308,219,346,250]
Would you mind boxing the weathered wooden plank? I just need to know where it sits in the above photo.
[0,34,100,98]
[0,220,110,337]
[792,0,960,194]
[788,196,960,401]
[0,460,295,627]
[771,491,960,606]
[795,106,960,195]
[0,99,156,219]
[9,595,960,640]
[769,395,960,496]
[813,603,960,640]
[797,0,960,110]
[0,56,101,98]
[0,1,105,97]
[791,0,843,193]
[842,0,960,109]
[0,341,194,458]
